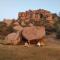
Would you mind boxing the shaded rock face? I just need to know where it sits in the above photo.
[22,26,46,45]
[5,32,21,45]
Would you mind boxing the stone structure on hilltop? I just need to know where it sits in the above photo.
[18,9,54,27]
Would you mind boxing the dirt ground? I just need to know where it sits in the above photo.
[0,34,60,60]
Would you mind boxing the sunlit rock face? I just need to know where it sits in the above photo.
[18,9,54,27]
[13,21,23,31]
[5,32,21,45]
[22,26,46,45]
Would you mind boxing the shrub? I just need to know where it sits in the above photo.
[54,17,60,39]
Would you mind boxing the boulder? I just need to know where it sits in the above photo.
[4,31,21,45]
[22,26,46,46]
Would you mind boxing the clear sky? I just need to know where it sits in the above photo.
[0,0,60,21]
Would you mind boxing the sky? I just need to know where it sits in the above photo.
[0,0,60,21]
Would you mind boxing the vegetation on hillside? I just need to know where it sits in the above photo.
[54,16,60,39]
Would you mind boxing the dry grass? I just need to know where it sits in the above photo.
[0,45,60,60]
[0,35,60,60]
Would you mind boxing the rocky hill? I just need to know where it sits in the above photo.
[0,9,59,39]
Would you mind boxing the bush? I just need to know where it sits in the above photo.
[0,21,14,38]
[55,23,60,39]
[6,25,14,34]
[54,17,60,39]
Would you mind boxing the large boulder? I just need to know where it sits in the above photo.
[22,26,46,46]
[4,31,21,45]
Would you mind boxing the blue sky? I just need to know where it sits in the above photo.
[0,0,60,21]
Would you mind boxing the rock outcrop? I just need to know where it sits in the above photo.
[18,9,54,27]
[3,9,57,46]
